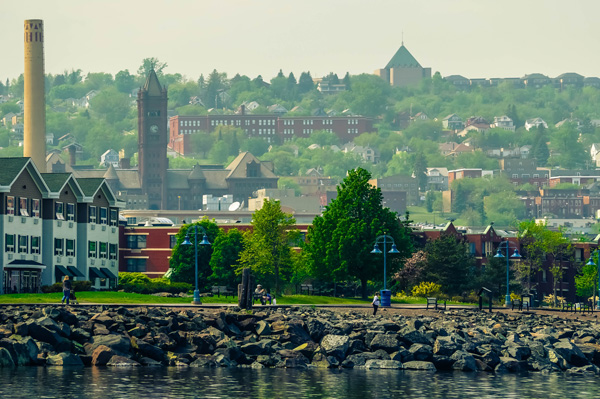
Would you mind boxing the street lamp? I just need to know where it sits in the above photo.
[371,234,400,307]
[494,241,522,306]
[585,248,600,309]
[182,224,211,305]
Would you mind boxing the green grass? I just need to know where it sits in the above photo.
[0,291,471,306]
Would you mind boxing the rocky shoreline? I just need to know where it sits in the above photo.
[1,305,599,374]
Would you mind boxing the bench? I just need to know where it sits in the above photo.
[211,286,235,298]
[561,302,573,312]
[426,297,446,310]
[511,299,529,311]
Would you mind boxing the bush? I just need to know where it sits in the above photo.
[411,282,442,298]
[42,280,92,293]
[118,275,192,294]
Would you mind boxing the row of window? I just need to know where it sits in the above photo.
[6,196,40,217]
[126,258,146,273]
[89,206,118,226]
[88,241,118,259]
[54,238,76,257]
[258,129,275,135]
[5,234,40,254]
[347,128,359,134]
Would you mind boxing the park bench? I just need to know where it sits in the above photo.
[211,286,235,298]
[511,299,529,311]
[561,302,573,312]
[426,297,446,310]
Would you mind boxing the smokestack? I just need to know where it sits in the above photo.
[23,19,47,172]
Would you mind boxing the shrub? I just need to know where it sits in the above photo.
[411,282,442,298]
[118,275,192,294]
[42,280,92,293]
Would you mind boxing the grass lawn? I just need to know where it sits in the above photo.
[0,292,446,306]
[406,206,462,226]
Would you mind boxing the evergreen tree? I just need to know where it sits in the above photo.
[422,235,475,296]
[229,130,240,156]
[304,168,412,298]
[343,72,351,90]
[413,152,428,191]
[532,127,549,166]
[298,72,314,93]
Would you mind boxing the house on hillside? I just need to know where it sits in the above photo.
[492,116,515,131]
[525,118,548,131]
[442,114,464,130]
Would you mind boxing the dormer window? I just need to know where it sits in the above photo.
[19,197,29,216]
[6,196,14,215]
[32,199,40,218]
[55,202,64,220]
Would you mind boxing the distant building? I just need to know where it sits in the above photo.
[524,118,548,131]
[442,114,464,130]
[492,115,515,131]
[374,43,431,87]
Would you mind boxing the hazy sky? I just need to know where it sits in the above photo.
[2,0,599,83]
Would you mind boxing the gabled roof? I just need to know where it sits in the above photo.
[77,178,105,197]
[143,69,163,96]
[225,152,277,179]
[385,45,422,69]
[0,158,30,186]
[41,173,85,200]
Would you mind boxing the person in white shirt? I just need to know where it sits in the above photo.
[372,292,380,315]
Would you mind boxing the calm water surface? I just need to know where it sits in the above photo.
[1,367,598,399]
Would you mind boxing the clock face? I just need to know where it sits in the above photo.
[150,124,158,133]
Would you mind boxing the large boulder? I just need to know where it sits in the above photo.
[131,337,165,362]
[553,340,588,367]
[409,343,433,361]
[399,326,431,346]
[364,359,402,369]
[403,360,436,371]
[88,334,131,354]
[433,336,459,357]
[450,351,477,372]
[106,355,140,367]
[370,334,400,353]
[91,345,116,366]
[0,347,15,368]
[320,335,350,360]
[46,352,84,367]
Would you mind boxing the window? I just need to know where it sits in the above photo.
[99,242,108,259]
[66,203,75,221]
[54,238,63,255]
[126,258,147,273]
[32,199,40,218]
[100,207,108,224]
[19,197,29,216]
[31,236,40,254]
[66,239,75,257]
[55,202,64,220]
[5,234,15,252]
[109,243,117,260]
[126,235,147,249]
[18,235,28,253]
[170,235,178,248]
[89,206,97,223]
[109,209,118,226]
[88,241,97,258]
[6,196,14,215]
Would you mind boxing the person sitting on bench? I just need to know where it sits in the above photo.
[255,284,267,305]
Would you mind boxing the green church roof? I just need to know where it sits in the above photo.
[385,45,422,69]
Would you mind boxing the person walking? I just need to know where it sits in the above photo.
[372,292,380,316]
[61,275,72,305]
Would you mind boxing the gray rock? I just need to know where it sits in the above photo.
[320,335,350,360]
[553,340,588,367]
[0,347,15,368]
[548,349,569,370]
[190,355,217,368]
[400,327,431,346]
[409,343,433,361]
[370,334,399,353]
[46,352,84,367]
[495,356,521,372]
[450,351,477,372]
[106,355,140,367]
[131,337,165,362]
[403,360,436,371]
[433,336,458,357]
[364,359,402,369]
[503,344,530,361]
[88,334,131,354]
[255,320,271,336]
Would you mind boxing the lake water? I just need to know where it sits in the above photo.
[1,367,598,399]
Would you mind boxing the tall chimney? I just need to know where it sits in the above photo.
[23,19,46,172]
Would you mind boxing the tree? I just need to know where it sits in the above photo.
[209,228,244,287]
[237,199,299,295]
[543,229,572,306]
[298,72,314,94]
[169,220,219,290]
[421,235,476,296]
[304,168,412,298]
[393,250,426,293]
[575,262,597,299]
[137,57,168,78]
[413,152,428,191]
[517,220,548,294]
[115,70,136,93]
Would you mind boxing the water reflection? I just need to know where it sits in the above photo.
[0,368,598,399]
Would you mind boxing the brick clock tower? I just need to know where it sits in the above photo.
[138,70,168,210]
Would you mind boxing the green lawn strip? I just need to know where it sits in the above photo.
[0,292,472,306]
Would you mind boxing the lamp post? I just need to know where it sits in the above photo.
[585,248,600,309]
[371,234,400,307]
[182,224,211,305]
[494,240,522,306]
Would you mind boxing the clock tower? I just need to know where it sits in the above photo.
[138,70,168,210]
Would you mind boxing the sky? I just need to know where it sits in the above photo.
[2,0,599,83]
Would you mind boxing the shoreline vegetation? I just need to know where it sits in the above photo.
[0,304,599,374]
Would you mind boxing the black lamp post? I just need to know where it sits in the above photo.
[371,234,400,307]
[182,224,211,305]
[585,249,600,309]
[494,241,522,306]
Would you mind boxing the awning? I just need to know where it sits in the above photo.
[5,260,47,270]
[55,265,71,277]
[89,267,108,279]
[100,267,117,279]
[67,266,85,277]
